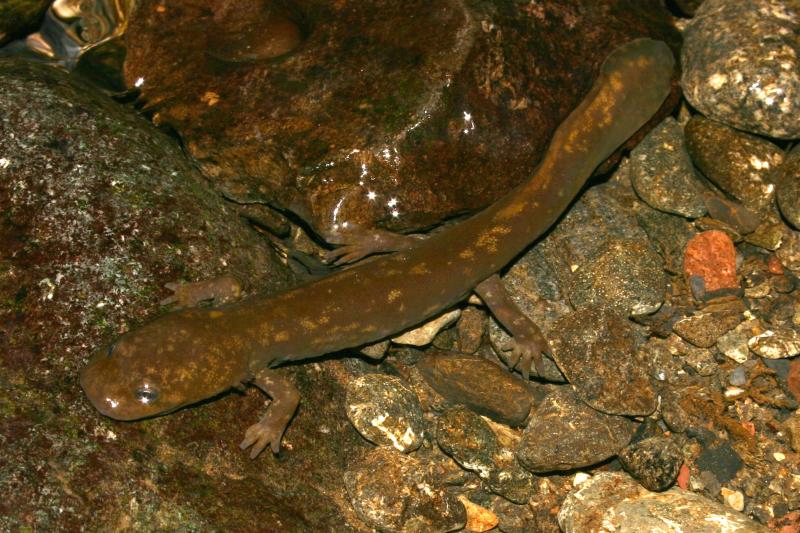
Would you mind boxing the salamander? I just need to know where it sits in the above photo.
[81,38,675,458]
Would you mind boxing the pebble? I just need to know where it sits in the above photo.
[777,229,800,273]
[774,145,800,230]
[567,237,666,316]
[745,220,788,251]
[393,309,461,346]
[629,117,707,218]
[550,305,657,416]
[345,374,425,452]
[436,407,534,504]
[681,0,800,139]
[748,327,800,359]
[721,487,745,512]
[703,192,761,235]
[416,352,534,426]
[458,496,498,533]
[516,387,635,473]
[685,116,784,214]
[673,304,744,348]
[344,447,466,533]
[558,472,768,533]
[455,306,487,354]
[635,206,695,274]
[683,230,740,299]
[728,366,748,387]
[618,436,684,492]
[790,358,800,401]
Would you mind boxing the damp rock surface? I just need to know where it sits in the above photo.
[619,436,684,491]
[558,472,769,533]
[123,0,679,235]
[344,446,466,533]
[774,145,800,230]
[681,0,800,139]
[516,387,636,472]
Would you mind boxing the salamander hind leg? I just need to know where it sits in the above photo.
[240,368,300,458]
[323,225,426,265]
[475,275,552,381]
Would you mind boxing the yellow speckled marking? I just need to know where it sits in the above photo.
[459,249,475,260]
[409,262,430,275]
[274,331,290,342]
[208,310,224,319]
[387,289,402,303]
[494,200,528,221]
[301,318,318,330]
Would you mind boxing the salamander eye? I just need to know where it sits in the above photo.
[134,384,159,404]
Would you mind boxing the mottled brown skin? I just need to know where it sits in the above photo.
[81,39,675,458]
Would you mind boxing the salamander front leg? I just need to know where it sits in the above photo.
[160,275,242,308]
[475,274,551,380]
[240,368,300,458]
[324,225,425,265]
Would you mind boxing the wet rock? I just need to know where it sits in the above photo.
[774,145,800,230]
[683,230,740,300]
[681,0,800,139]
[455,306,486,354]
[777,229,800,273]
[416,352,534,426]
[393,309,460,346]
[567,237,666,315]
[748,327,800,359]
[630,117,706,218]
[618,436,683,491]
[728,366,748,387]
[790,357,800,401]
[685,116,784,214]
[721,487,746,512]
[344,447,466,533]
[516,387,636,472]
[672,299,745,348]
[558,472,769,533]
[682,344,719,376]
[703,193,761,235]
[696,441,743,484]
[635,206,695,274]
[0,0,49,45]
[550,306,657,416]
[745,219,787,251]
[346,374,426,452]
[123,0,680,235]
[436,407,534,504]
[672,0,703,16]
[457,496,498,533]
[0,59,395,531]
[784,414,800,453]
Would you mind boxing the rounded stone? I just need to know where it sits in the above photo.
[618,436,683,492]
[346,374,426,452]
[681,0,800,139]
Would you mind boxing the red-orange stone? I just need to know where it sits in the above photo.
[768,254,785,275]
[683,230,739,294]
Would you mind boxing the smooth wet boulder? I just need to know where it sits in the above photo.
[124,0,680,235]
[0,59,377,530]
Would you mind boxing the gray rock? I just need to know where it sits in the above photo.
[558,472,769,533]
[619,436,683,492]
[635,206,695,274]
[346,374,426,452]
[436,407,534,504]
[630,117,707,218]
[672,300,745,348]
[685,116,784,214]
[550,306,657,416]
[344,447,466,533]
[728,366,748,387]
[516,387,636,472]
[774,145,800,230]
[681,0,800,139]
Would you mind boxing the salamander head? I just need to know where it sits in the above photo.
[81,310,245,420]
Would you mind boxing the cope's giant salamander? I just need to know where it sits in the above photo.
[81,38,674,457]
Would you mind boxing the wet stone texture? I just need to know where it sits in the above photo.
[0,0,49,45]
[683,230,740,299]
[123,0,680,236]
[630,117,707,219]
[558,472,769,533]
[516,387,636,473]
[416,351,534,426]
[681,0,800,139]
[774,145,800,230]
[0,59,389,531]
[618,436,683,491]
[685,115,784,214]
[345,374,426,452]
[549,306,657,416]
[344,446,466,533]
